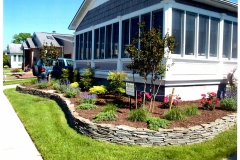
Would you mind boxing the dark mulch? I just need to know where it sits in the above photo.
[23,84,236,129]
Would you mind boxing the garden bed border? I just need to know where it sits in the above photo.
[16,85,237,146]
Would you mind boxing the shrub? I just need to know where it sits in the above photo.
[89,85,108,95]
[163,108,186,121]
[225,86,237,99]
[77,103,98,110]
[80,92,97,104]
[93,110,117,122]
[79,66,95,91]
[64,86,80,98]
[52,83,61,90]
[34,82,50,89]
[200,92,220,110]
[70,82,79,88]
[163,94,181,108]
[57,84,68,93]
[147,117,170,130]
[107,71,128,96]
[183,105,200,116]
[73,68,80,82]
[128,108,149,122]
[102,103,117,112]
[10,68,21,73]
[220,98,237,111]
[60,68,70,81]
[4,65,9,68]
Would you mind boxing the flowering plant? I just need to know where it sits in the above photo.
[163,94,181,108]
[137,91,151,103]
[200,92,219,110]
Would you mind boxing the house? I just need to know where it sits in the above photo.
[68,0,238,101]
[21,31,74,70]
[7,43,23,68]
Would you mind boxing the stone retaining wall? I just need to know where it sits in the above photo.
[16,85,237,146]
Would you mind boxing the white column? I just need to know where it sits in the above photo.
[117,16,122,72]
[163,0,173,80]
[73,33,76,69]
[218,13,225,59]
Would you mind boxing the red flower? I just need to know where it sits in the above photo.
[138,98,142,102]
[200,99,205,104]
[215,100,220,104]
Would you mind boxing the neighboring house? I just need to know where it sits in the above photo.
[21,31,74,70]
[7,43,23,68]
[68,0,238,101]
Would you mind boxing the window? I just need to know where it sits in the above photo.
[88,31,92,60]
[223,21,232,58]
[75,35,79,60]
[185,12,196,55]
[106,24,112,59]
[152,10,163,35]
[80,34,83,60]
[94,29,100,59]
[112,22,119,58]
[18,55,22,62]
[14,55,16,62]
[46,36,53,39]
[198,15,209,56]
[141,13,151,31]
[131,16,140,49]
[209,18,219,57]
[232,22,237,59]
[83,32,87,60]
[99,27,105,59]
[122,19,130,58]
[172,9,184,55]
[66,60,73,66]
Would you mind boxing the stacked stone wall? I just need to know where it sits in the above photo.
[16,85,236,146]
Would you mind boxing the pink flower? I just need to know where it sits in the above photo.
[208,100,212,104]
[145,92,151,99]
[201,94,206,97]
[138,98,142,102]
[215,100,220,104]
[173,99,177,105]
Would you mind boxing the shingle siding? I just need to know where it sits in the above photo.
[76,0,237,32]
[76,0,162,31]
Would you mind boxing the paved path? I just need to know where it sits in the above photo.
[1,84,43,160]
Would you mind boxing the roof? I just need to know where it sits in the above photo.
[34,32,61,47]
[68,0,238,30]
[7,43,23,53]
[53,35,74,43]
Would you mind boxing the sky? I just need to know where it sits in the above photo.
[1,0,238,51]
[2,0,83,51]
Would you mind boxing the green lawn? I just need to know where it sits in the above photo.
[3,78,37,86]
[4,88,237,160]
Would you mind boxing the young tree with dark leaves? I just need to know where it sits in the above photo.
[125,22,177,111]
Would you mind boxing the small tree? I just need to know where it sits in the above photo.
[125,22,177,111]
[39,42,62,82]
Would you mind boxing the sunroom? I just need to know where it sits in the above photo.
[69,0,238,100]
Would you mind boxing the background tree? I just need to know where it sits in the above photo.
[12,33,32,44]
[125,22,177,110]
[39,42,62,82]
[3,51,10,67]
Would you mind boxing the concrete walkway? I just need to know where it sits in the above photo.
[1,84,43,160]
